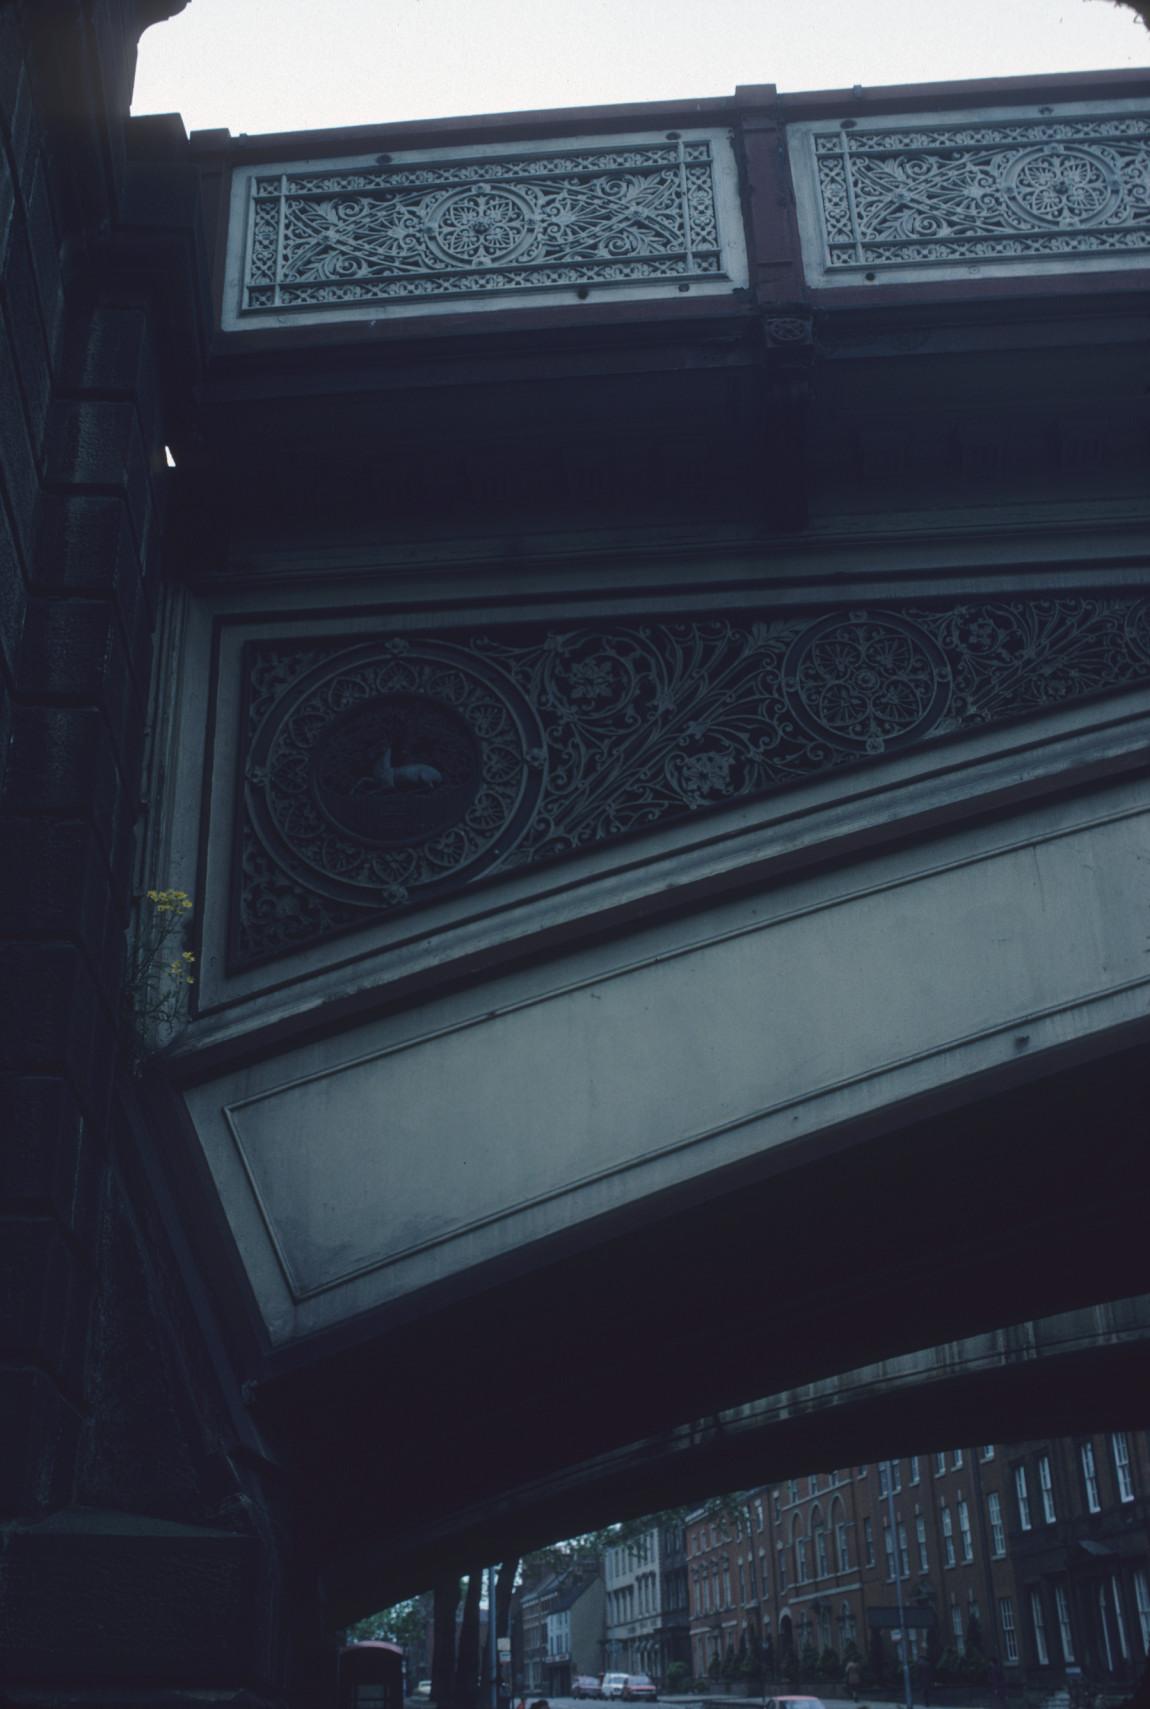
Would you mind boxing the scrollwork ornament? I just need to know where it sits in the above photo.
[814,112,1150,273]
[233,596,1150,966]
[241,139,728,317]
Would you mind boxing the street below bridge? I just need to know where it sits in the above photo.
[417,1695,980,1709]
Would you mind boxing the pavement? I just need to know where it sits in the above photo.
[497,1696,991,1709]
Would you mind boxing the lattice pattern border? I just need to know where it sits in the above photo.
[225,131,747,327]
[792,103,1150,281]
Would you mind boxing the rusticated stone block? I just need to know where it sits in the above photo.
[0,815,119,959]
[0,688,11,804]
[22,158,63,357]
[17,596,145,768]
[2,227,53,455]
[0,1366,80,1517]
[18,595,120,697]
[0,484,27,682]
[63,301,160,442]
[35,489,139,591]
[0,941,114,1124]
[3,704,125,866]
[0,8,22,129]
[0,58,37,198]
[0,1218,88,1391]
[0,141,15,294]
[33,489,148,669]
[0,1074,86,1222]
[47,397,153,548]
[0,1515,263,1684]
[0,293,41,561]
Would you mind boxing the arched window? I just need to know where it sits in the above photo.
[791,1515,808,1585]
[830,1497,849,1572]
[811,1506,829,1578]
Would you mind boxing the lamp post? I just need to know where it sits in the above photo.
[885,1484,914,1709]
[489,1565,498,1709]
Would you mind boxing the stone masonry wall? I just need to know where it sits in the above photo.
[0,4,326,1700]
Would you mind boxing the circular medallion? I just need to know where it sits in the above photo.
[247,641,546,909]
[782,611,951,755]
[1005,147,1117,228]
[428,185,534,266]
[312,694,481,846]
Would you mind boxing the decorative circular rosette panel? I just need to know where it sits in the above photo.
[246,640,546,911]
[427,185,536,266]
[1004,146,1118,229]
[782,611,952,756]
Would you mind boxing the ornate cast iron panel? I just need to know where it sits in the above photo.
[224,131,748,330]
[791,103,1150,284]
[232,597,1150,968]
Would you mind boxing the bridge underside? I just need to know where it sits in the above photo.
[236,1034,1150,1616]
[150,76,1150,1625]
[8,8,1150,1700]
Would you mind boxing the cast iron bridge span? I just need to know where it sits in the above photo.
[144,69,1150,1615]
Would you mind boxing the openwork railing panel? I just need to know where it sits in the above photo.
[790,101,1150,285]
[223,130,748,329]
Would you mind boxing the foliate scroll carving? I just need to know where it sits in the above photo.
[233,598,1150,966]
[236,136,735,320]
[807,110,1150,274]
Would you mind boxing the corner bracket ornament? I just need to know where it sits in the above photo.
[230,598,1150,969]
[763,309,815,347]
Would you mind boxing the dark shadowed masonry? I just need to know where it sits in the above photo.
[2,3,1149,1699]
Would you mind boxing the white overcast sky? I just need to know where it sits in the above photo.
[133,0,1148,138]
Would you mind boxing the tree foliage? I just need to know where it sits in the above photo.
[1110,0,1150,29]
[347,1597,429,1648]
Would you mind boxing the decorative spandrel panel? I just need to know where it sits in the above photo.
[222,131,748,331]
[231,597,1150,968]
[788,101,1150,286]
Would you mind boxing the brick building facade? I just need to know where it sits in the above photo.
[687,1496,772,1679]
[1003,1434,1150,1686]
[687,1437,1150,1696]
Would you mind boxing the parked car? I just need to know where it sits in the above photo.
[414,1683,433,1700]
[601,1675,630,1700]
[572,1680,603,1700]
[622,1679,657,1702]
[764,1698,827,1709]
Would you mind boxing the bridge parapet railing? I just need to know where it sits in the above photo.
[203,73,1150,340]
[786,95,1150,291]
[217,126,751,333]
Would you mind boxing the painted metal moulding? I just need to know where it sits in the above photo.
[788,98,1150,287]
[222,129,748,330]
